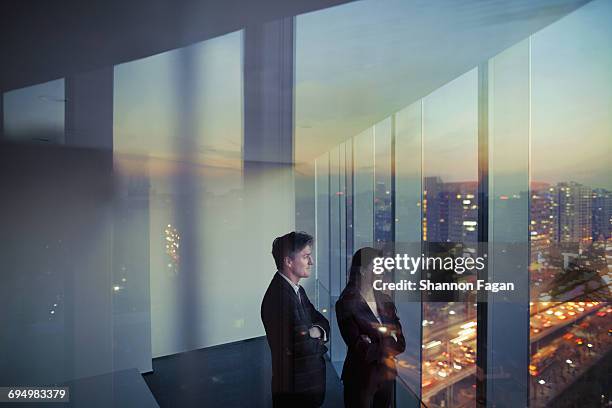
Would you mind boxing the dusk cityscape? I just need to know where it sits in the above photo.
[2,0,609,406]
[364,174,611,406]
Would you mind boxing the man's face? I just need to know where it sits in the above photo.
[289,245,314,279]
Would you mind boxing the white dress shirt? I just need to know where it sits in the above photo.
[365,296,397,342]
[277,272,327,342]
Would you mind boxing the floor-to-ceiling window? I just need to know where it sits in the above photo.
[421,68,479,408]
[394,101,424,403]
[528,1,611,406]
[296,1,610,407]
[487,38,531,408]
[114,30,281,358]
[3,79,65,144]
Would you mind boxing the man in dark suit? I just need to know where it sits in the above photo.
[261,232,330,408]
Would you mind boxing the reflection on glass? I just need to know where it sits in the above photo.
[330,146,342,296]
[394,101,423,399]
[354,128,374,249]
[529,1,612,406]
[374,118,393,244]
[346,139,354,263]
[422,68,478,408]
[295,0,422,165]
[339,142,348,291]
[301,2,611,406]
[487,38,530,407]
[395,102,422,244]
[331,143,349,373]
[164,224,181,275]
[3,79,65,144]
[318,280,332,361]
[114,32,243,172]
[114,30,246,357]
[316,152,330,291]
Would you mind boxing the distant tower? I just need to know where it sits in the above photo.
[591,188,611,241]
[446,181,478,243]
[557,182,592,249]
[530,184,558,255]
[423,176,445,242]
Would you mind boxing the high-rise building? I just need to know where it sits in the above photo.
[375,181,392,242]
[423,176,445,242]
[423,177,478,243]
[557,182,592,248]
[530,184,558,257]
[591,188,611,241]
[446,181,478,243]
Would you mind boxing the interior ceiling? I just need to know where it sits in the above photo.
[0,0,354,92]
[293,0,591,165]
[0,0,591,165]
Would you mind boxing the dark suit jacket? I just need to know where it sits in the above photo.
[261,273,330,395]
[336,285,406,385]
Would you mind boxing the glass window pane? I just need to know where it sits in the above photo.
[487,39,530,407]
[394,101,423,398]
[346,139,354,263]
[330,146,341,296]
[3,79,65,144]
[529,1,612,406]
[114,34,242,170]
[374,117,393,244]
[331,143,348,372]
[395,102,423,244]
[423,69,478,244]
[421,68,479,408]
[354,127,375,249]
[113,31,245,357]
[316,152,330,291]
[339,142,347,290]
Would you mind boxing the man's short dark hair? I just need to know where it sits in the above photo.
[272,231,314,270]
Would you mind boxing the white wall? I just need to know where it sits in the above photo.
[144,160,294,357]
[113,28,296,357]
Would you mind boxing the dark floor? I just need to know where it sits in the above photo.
[143,336,344,408]
[3,369,158,408]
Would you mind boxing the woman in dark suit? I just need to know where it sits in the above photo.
[336,247,406,408]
